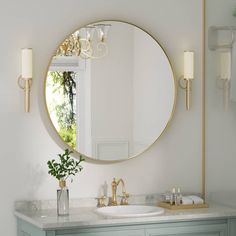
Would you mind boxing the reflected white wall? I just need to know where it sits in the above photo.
[132,27,175,154]
[90,22,134,159]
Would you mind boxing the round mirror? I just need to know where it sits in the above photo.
[45,20,176,162]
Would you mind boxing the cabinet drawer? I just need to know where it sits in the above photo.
[146,223,227,236]
[62,229,145,236]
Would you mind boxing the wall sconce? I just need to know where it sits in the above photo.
[179,51,194,110]
[218,51,231,110]
[18,48,33,112]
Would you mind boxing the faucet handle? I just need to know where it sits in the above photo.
[120,192,129,205]
[95,195,107,208]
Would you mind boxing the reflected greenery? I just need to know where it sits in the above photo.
[47,71,77,148]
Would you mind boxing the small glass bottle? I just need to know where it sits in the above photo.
[57,180,69,216]
[170,188,176,205]
[177,188,182,205]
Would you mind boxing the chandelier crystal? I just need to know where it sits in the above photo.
[56,24,111,59]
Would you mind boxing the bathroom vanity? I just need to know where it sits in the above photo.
[15,203,236,236]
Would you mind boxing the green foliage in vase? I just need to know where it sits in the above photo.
[47,149,84,181]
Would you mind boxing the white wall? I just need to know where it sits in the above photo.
[90,22,133,159]
[0,0,202,235]
[206,0,236,205]
[132,27,174,154]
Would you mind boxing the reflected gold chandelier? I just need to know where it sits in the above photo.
[56,24,111,59]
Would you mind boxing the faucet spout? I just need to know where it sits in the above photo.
[111,178,129,206]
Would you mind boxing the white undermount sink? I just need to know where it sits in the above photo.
[94,205,164,218]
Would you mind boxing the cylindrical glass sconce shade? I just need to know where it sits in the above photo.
[220,51,231,80]
[21,48,33,79]
[184,51,194,79]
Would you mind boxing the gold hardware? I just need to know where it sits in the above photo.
[19,48,33,113]
[59,180,66,188]
[159,202,208,210]
[178,78,192,110]
[111,178,129,206]
[120,192,129,205]
[186,80,192,110]
[56,24,111,59]
[179,50,194,111]
[95,196,106,208]
[18,76,32,112]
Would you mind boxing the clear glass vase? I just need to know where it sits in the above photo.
[57,180,69,216]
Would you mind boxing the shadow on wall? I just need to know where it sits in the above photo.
[22,163,47,199]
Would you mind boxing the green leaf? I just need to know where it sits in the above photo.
[47,149,84,181]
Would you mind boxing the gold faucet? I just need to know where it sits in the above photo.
[111,178,129,206]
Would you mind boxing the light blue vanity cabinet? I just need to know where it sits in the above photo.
[145,220,228,236]
[17,218,236,236]
[54,228,145,236]
[17,219,146,236]
[228,219,236,235]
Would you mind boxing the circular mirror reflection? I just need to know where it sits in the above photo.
[45,21,176,162]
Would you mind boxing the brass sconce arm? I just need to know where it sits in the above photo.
[216,78,230,111]
[179,77,192,110]
[18,76,32,112]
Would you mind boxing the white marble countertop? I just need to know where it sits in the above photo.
[15,203,236,230]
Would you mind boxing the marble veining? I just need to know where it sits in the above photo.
[14,194,161,212]
[15,200,236,230]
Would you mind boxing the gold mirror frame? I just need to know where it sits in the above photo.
[44,20,177,164]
